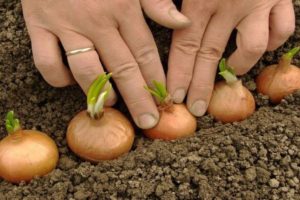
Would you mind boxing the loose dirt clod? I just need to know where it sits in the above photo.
[0,1,300,199]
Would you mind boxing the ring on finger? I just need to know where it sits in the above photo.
[65,46,95,56]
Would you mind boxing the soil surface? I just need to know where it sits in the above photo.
[1,1,300,200]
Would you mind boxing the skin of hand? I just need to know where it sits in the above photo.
[21,0,190,129]
[168,0,295,116]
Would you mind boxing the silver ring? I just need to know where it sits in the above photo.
[66,46,95,56]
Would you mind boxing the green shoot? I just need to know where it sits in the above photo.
[5,111,21,134]
[279,47,300,70]
[145,81,169,103]
[87,73,112,119]
[218,58,238,84]
[282,47,300,61]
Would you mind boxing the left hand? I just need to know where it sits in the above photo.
[21,0,190,129]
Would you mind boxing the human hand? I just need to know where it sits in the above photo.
[167,0,295,116]
[21,0,190,129]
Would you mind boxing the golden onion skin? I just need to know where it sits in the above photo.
[144,104,196,140]
[0,130,59,183]
[67,108,134,162]
[208,80,255,123]
[256,64,300,103]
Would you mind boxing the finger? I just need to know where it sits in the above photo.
[140,0,191,29]
[168,1,214,103]
[187,13,236,117]
[27,26,75,87]
[227,11,270,75]
[58,32,117,106]
[91,29,159,129]
[267,0,295,51]
[117,1,165,88]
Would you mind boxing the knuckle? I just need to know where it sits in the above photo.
[190,82,214,99]
[115,0,137,12]
[173,35,201,55]
[126,96,151,108]
[191,83,214,92]
[197,45,223,61]
[115,0,130,7]
[135,45,157,66]
[34,55,56,70]
[111,61,139,82]
[34,57,70,87]
[72,64,99,81]
[171,68,193,81]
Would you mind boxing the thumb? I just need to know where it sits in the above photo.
[140,0,191,29]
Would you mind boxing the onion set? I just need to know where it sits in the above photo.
[66,73,134,162]
[256,47,300,103]
[0,111,59,183]
[143,81,196,140]
[208,59,255,123]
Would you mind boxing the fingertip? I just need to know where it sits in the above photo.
[266,44,278,52]
[141,0,191,29]
[188,99,207,117]
[43,74,75,88]
[172,88,186,104]
[104,89,118,107]
[35,59,75,88]
[227,58,250,76]
[168,8,192,29]
[268,0,295,52]
[235,67,251,76]
[28,27,75,88]
[136,113,159,129]
[186,82,214,118]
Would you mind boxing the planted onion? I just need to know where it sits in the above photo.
[143,81,196,140]
[0,111,59,183]
[67,73,134,162]
[208,59,255,123]
[256,47,300,103]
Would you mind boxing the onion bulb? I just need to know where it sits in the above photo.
[256,47,300,103]
[208,59,255,123]
[0,111,59,183]
[143,81,196,140]
[66,74,134,162]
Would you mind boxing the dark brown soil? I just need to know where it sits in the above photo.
[1,1,300,200]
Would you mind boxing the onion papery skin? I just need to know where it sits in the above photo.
[67,108,134,162]
[256,64,300,103]
[208,80,255,123]
[0,130,59,183]
[143,104,196,140]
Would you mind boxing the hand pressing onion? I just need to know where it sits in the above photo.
[143,81,196,140]
[0,111,59,183]
[208,59,255,123]
[67,74,135,162]
[256,47,300,103]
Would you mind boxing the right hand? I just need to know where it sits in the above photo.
[167,0,295,117]
[21,0,190,129]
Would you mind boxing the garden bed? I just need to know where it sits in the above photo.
[0,1,299,199]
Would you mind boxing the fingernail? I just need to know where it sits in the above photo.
[190,100,207,117]
[169,8,191,24]
[104,88,118,106]
[138,114,158,129]
[172,89,186,103]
